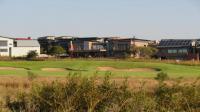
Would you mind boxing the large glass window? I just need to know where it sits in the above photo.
[182,49,188,53]
[118,44,129,50]
[178,49,188,54]
[168,49,177,54]
[0,49,8,52]
[0,41,8,46]
[92,44,104,50]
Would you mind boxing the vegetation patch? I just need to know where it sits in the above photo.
[5,75,200,112]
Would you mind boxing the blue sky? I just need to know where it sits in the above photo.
[0,0,200,39]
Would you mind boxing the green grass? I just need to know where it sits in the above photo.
[0,59,200,77]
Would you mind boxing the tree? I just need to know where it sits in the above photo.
[130,46,158,58]
[49,46,66,56]
[27,51,38,59]
[138,47,158,58]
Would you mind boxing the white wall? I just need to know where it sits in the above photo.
[0,37,13,56]
[12,47,40,57]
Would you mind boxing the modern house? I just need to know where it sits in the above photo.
[157,39,199,60]
[107,38,152,57]
[0,36,40,57]
[68,37,108,57]
[38,36,77,54]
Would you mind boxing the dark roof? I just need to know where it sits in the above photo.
[158,39,195,48]
[109,38,151,42]
[73,37,102,41]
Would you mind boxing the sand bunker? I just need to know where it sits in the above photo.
[97,67,156,72]
[65,68,87,71]
[42,68,66,72]
[42,67,87,72]
[0,67,26,70]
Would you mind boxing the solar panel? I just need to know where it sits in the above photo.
[158,39,194,47]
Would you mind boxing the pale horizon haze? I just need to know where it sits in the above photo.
[0,0,200,40]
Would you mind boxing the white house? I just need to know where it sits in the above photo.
[0,36,40,57]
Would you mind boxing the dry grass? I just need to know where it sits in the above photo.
[0,75,199,111]
[0,76,197,94]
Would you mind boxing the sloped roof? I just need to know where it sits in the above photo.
[15,40,40,47]
[158,39,195,48]
[0,36,14,40]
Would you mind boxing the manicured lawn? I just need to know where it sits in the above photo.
[0,59,200,78]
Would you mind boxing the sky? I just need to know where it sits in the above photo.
[0,0,200,39]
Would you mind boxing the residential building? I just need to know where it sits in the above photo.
[69,37,108,57]
[0,36,40,57]
[37,36,154,58]
[157,39,199,60]
[108,38,151,57]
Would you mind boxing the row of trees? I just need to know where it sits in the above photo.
[27,46,66,59]
[28,45,158,59]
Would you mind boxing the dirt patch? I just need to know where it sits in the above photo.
[97,67,156,72]
[42,68,66,72]
[0,67,26,70]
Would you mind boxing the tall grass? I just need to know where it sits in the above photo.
[5,74,200,112]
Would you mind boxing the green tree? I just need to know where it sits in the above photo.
[49,46,66,56]
[138,47,158,58]
[130,46,158,58]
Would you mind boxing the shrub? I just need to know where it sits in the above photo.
[155,72,169,82]
[154,79,200,111]
[27,71,38,81]
[6,75,200,112]
[130,46,158,58]
[26,51,38,60]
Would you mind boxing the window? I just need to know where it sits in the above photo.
[168,49,177,54]
[92,44,104,50]
[118,44,129,50]
[0,41,8,46]
[0,49,8,52]
[161,49,167,53]
[178,49,188,54]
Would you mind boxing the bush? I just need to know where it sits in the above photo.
[26,51,38,60]
[130,46,158,58]
[155,72,169,82]
[155,79,200,111]
[6,75,200,112]
[27,71,38,81]
[6,76,135,112]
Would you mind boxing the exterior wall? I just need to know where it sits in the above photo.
[157,47,197,60]
[72,42,84,51]
[83,41,90,50]
[12,47,40,57]
[0,37,13,56]
[112,41,131,51]
[133,41,148,47]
